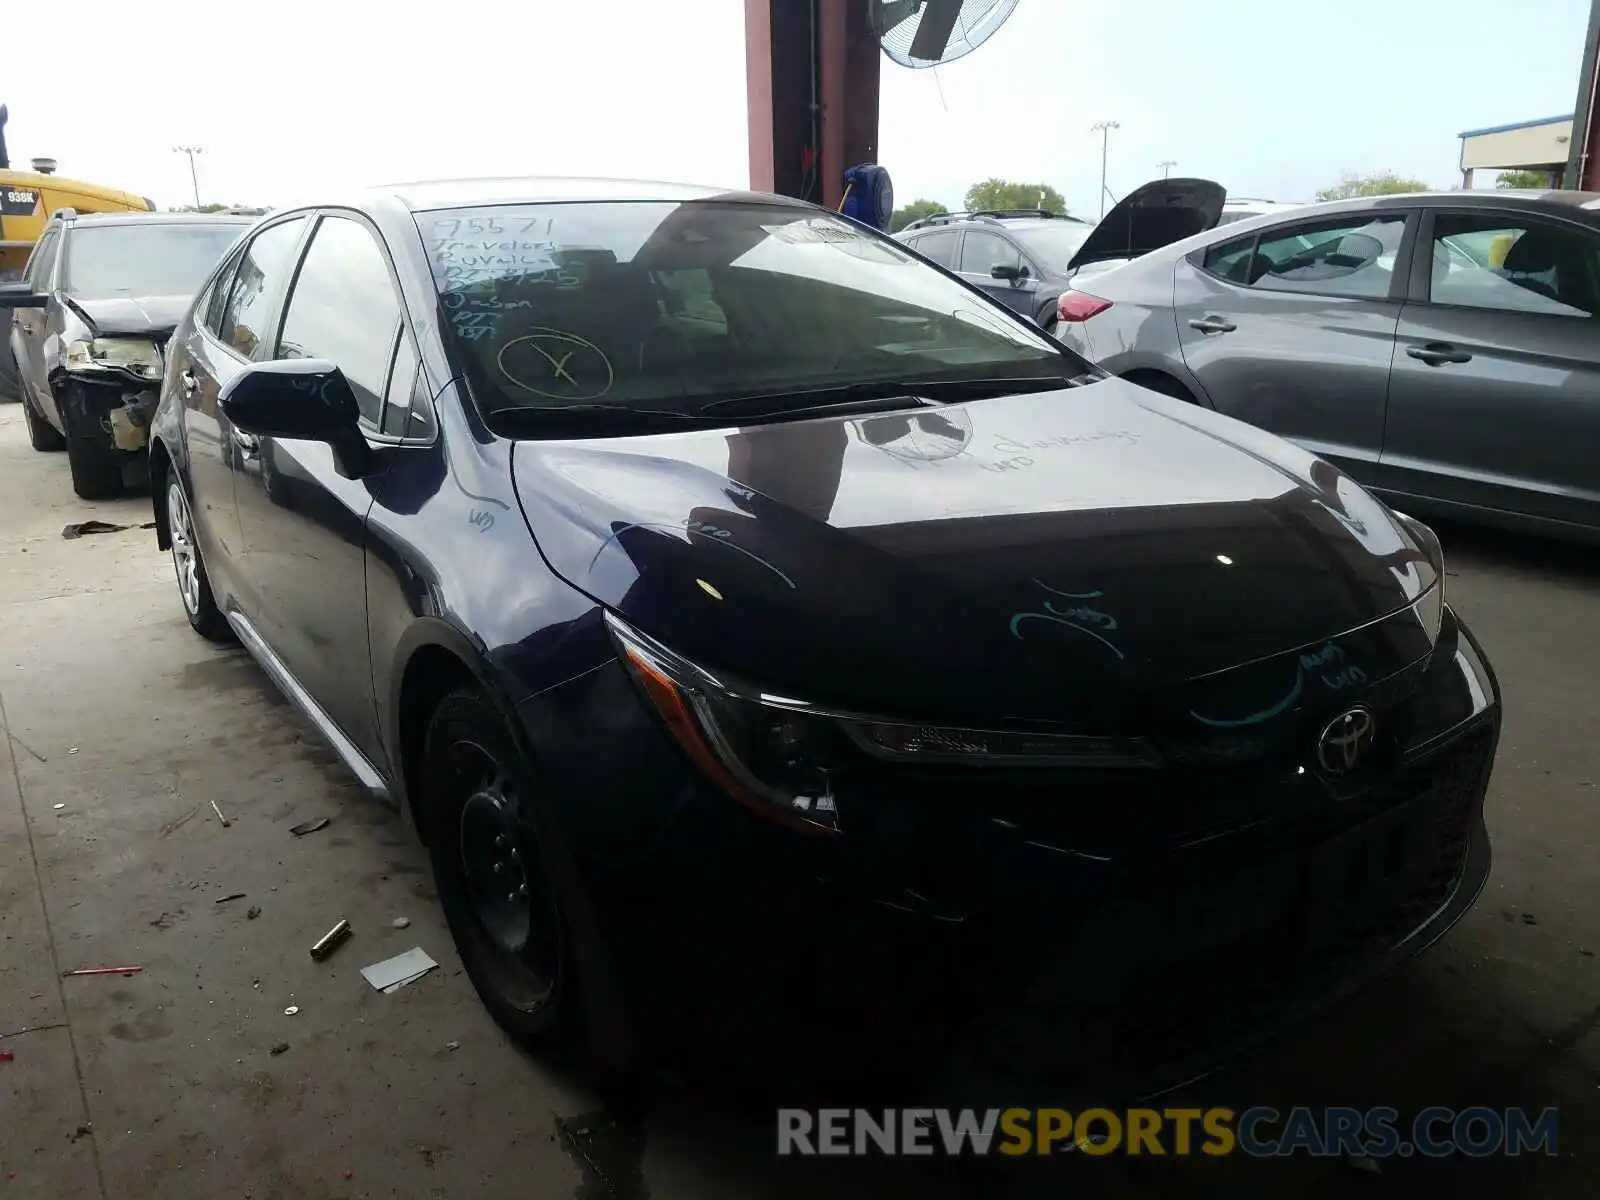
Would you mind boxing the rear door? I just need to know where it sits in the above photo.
[232,210,408,760]
[1172,209,1414,480]
[905,228,959,270]
[954,228,1038,315]
[174,213,312,609]
[1382,207,1600,528]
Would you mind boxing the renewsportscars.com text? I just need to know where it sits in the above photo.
[776,1106,1560,1158]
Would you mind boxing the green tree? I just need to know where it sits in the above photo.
[1495,169,1550,189]
[890,198,948,232]
[963,178,1068,215]
[1314,171,1431,202]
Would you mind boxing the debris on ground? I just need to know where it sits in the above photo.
[445,1041,460,1052]
[62,966,142,978]
[269,1042,290,1056]
[1522,913,1539,926]
[310,918,353,962]
[361,947,439,994]
[210,800,231,828]
[284,1006,300,1016]
[246,906,262,920]
[67,1124,93,1142]
[52,803,64,810]
[0,1050,14,1062]
[392,917,410,929]
[215,893,247,905]
[60,520,156,539]
[290,816,330,837]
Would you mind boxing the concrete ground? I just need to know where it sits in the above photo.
[0,401,1595,1199]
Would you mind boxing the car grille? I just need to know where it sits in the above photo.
[962,719,1497,1083]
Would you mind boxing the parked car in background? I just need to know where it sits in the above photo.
[1215,197,1308,226]
[0,209,249,497]
[1050,189,1600,541]
[148,178,1497,1096]
[896,179,1225,334]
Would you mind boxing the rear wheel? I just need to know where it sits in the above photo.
[23,395,65,452]
[423,689,584,1055]
[166,476,231,641]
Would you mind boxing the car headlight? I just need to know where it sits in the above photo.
[64,337,164,382]
[606,613,1157,835]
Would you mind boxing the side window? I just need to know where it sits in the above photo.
[1428,213,1600,318]
[276,215,402,427]
[24,229,60,289]
[217,217,308,360]
[958,230,1021,276]
[380,331,424,437]
[914,229,958,267]
[1244,216,1407,300]
[197,246,244,337]
[1201,235,1260,284]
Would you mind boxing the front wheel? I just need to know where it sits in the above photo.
[423,689,584,1055]
[166,476,231,641]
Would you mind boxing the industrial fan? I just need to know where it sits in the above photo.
[870,0,1022,69]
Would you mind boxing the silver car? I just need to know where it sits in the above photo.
[1052,190,1600,540]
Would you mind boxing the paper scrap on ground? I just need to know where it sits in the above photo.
[360,947,438,994]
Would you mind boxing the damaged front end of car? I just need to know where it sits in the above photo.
[53,334,165,471]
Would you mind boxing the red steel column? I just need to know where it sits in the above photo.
[746,0,881,204]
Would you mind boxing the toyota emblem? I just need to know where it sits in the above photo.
[1316,707,1377,776]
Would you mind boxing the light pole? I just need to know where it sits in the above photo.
[173,146,204,208]
[1159,159,1177,179]
[1091,120,1120,217]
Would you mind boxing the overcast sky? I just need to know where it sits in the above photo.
[3,0,1590,215]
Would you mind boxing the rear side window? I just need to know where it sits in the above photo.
[1200,216,1406,299]
[913,228,958,267]
[217,217,308,360]
[197,245,245,338]
[276,215,402,427]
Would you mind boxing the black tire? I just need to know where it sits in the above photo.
[164,474,231,642]
[23,395,65,452]
[422,688,584,1055]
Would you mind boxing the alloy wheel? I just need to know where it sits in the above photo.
[167,479,202,617]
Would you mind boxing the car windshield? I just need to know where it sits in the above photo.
[1011,223,1095,270]
[418,200,1073,427]
[63,222,243,300]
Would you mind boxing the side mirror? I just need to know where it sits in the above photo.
[218,359,372,478]
[990,262,1026,283]
[0,282,47,309]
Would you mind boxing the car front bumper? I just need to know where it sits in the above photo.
[517,606,1500,1097]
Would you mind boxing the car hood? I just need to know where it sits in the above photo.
[510,382,1439,729]
[1067,177,1226,272]
[64,294,190,339]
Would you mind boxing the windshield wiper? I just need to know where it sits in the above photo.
[698,375,1077,420]
[492,403,720,436]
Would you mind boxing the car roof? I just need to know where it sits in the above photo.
[365,176,802,213]
[58,211,254,228]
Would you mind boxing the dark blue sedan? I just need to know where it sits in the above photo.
[149,178,1501,1097]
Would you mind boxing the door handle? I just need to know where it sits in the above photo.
[232,430,260,459]
[1406,343,1472,366]
[1189,316,1237,334]
[180,370,198,395]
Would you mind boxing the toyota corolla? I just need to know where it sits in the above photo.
[147,179,1500,1098]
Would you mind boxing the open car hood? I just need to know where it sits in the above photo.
[1067,177,1226,272]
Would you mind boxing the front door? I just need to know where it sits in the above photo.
[1382,208,1600,528]
[233,211,408,762]
[954,228,1037,316]
[12,226,59,415]
[1173,210,1413,482]
[177,215,311,611]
